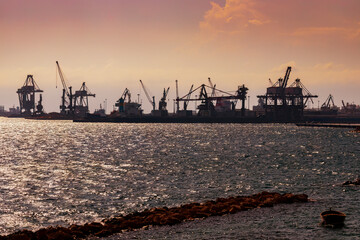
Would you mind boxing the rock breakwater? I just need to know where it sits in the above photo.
[1,191,308,240]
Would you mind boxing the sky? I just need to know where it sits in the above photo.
[0,0,359,113]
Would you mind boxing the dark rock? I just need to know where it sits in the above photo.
[294,194,308,202]
[1,191,310,240]
[46,229,74,240]
[280,193,295,203]
[343,178,360,186]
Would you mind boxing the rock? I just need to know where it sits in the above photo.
[229,204,242,214]
[343,178,360,186]
[46,229,74,240]
[1,192,310,240]
[5,230,35,240]
[294,194,308,202]
[280,193,295,203]
[258,198,274,208]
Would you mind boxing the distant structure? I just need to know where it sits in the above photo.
[113,88,142,117]
[176,78,249,117]
[73,82,95,117]
[257,66,318,121]
[9,106,20,115]
[321,94,338,113]
[139,80,170,116]
[158,87,170,116]
[16,75,44,115]
[341,101,360,115]
[56,61,95,117]
[56,61,74,115]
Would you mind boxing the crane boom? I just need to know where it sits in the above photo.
[281,66,291,89]
[184,84,193,110]
[163,87,170,100]
[208,77,216,97]
[121,88,131,102]
[56,61,70,97]
[139,80,155,110]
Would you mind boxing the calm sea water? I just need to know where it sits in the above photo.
[0,117,359,239]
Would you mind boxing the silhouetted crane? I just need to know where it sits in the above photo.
[159,87,170,111]
[16,75,43,115]
[139,80,155,111]
[56,61,73,114]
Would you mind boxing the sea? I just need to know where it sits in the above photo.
[0,117,359,239]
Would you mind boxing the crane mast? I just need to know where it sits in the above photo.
[176,80,180,112]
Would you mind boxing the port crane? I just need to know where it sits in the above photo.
[121,88,131,103]
[17,75,43,115]
[139,80,155,111]
[158,87,170,111]
[257,66,318,121]
[321,94,336,110]
[56,61,73,114]
[176,80,248,117]
[73,82,95,117]
[115,88,131,112]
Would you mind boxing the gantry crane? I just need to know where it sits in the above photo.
[17,75,43,115]
[257,66,318,121]
[176,78,248,117]
[73,82,96,117]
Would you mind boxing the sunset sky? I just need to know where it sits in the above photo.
[1,0,359,113]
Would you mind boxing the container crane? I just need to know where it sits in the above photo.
[16,75,43,115]
[257,66,318,121]
[139,80,155,111]
[73,82,96,117]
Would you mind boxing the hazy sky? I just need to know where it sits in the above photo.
[1,0,359,113]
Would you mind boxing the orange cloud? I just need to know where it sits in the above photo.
[199,0,270,35]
